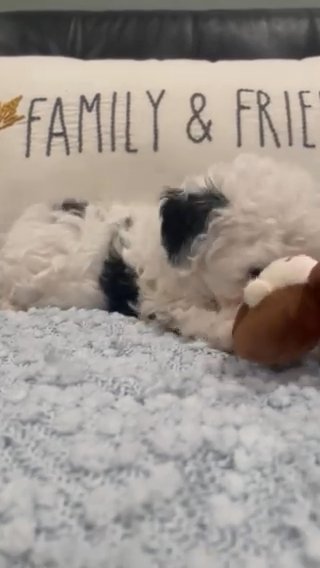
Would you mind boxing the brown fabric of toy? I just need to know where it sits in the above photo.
[232,266,320,366]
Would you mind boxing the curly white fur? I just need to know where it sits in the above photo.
[2,153,320,353]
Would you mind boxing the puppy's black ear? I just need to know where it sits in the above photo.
[160,187,228,264]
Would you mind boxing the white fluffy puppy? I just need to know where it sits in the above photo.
[1,153,320,353]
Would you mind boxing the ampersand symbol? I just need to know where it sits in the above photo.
[186,93,213,143]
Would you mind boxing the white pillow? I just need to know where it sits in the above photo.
[0,55,319,229]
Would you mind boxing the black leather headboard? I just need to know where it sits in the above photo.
[0,9,320,61]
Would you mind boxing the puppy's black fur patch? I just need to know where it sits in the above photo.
[99,252,138,317]
[160,187,228,264]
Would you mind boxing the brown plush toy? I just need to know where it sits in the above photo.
[232,255,320,367]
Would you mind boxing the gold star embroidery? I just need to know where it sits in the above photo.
[0,95,24,130]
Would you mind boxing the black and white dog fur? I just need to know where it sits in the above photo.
[2,153,320,353]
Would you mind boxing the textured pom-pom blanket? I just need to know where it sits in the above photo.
[1,308,320,568]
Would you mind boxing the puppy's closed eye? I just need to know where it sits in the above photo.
[248,267,263,279]
[53,199,88,218]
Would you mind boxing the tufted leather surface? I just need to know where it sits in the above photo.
[0,9,320,60]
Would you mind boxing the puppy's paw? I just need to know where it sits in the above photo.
[109,216,134,256]
[214,318,234,353]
